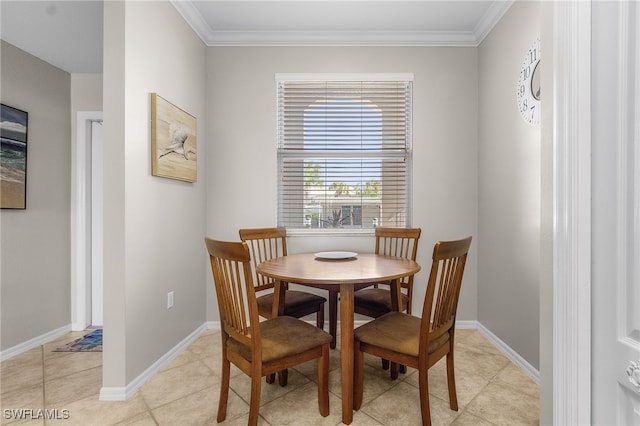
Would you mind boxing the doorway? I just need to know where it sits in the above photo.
[72,111,103,330]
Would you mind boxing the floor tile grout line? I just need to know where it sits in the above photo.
[140,369,218,414]
[140,391,160,426]
[488,369,539,401]
[459,361,523,426]
[360,356,499,426]
[42,352,102,382]
[216,387,253,424]
[1,329,537,425]
[455,379,500,426]
[41,344,46,426]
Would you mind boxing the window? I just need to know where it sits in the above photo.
[277,75,413,233]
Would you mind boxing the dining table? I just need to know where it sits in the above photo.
[256,251,421,425]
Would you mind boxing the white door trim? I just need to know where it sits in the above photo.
[553,1,592,424]
[615,1,640,422]
[91,120,104,326]
[71,111,103,331]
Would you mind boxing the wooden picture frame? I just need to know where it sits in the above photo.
[151,93,197,182]
[1,104,28,209]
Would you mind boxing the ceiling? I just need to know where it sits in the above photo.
[1,0,513,74]
[1,1,104,73]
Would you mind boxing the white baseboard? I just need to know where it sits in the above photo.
[0,324,71,362]
[97,386,127,401]
[99,322,209,401]
[455,320,478,329]
[475,322,540,384]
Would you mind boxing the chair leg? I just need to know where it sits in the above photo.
[248,373,262,426]
[318,344,330,417]
[417,367,432,426]
[389,362,407,378]
[278,369,289,386]
[266,373,276,384]
[316,303,325,330]
[446,350,459,411]
[217,358,230,422]
[353,341,364,410]
[328,290,338,348]
[381,358,389,370]
[390,361,399,380]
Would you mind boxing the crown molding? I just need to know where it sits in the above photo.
[171,0,514,47]
[201,30,479,47]
[474,0,514,44]
[171,0,214,42]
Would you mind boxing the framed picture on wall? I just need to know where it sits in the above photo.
[151,93,197,182]
[1,104,28,209]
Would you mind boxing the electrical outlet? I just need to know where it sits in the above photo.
[167,291,174,309]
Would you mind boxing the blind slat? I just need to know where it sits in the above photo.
[278,79,412,230]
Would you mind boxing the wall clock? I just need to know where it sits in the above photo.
[517,37,541,126]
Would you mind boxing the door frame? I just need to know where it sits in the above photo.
[552,1,591,424]
[71,111,103,331]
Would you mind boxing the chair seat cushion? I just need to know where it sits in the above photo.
[354,288,409,313]
[229,316,332,363]
[354,312,449,357]
[257,290,326,318]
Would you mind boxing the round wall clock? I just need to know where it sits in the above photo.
[517,38,541,126]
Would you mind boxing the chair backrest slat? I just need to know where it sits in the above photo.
[420,237,472,346]
[206,238,260,348]
[374,227,421,288]
[432,257,457,330]
[240,227,287,292]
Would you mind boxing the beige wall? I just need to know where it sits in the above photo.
[71,74,103,147]
[71,74,103,113]
[2,0,549,396]
[0,41,71,350]
[205,46,479,323]
[478,0,541,369]
[102,0,207,387]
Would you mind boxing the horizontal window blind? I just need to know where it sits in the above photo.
[277,79,412,231]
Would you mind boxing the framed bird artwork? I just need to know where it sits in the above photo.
[151,93,197,182]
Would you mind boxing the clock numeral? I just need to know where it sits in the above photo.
[517,38,540,125]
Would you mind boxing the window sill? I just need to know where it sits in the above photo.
[287,228,375,237]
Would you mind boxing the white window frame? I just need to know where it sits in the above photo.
[276,73,414,236]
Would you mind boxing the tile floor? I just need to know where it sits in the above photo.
[1,328,539,425]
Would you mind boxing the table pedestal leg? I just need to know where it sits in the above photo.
[329,290,338,349]
[340,283,354,424]
[388,278,402,379]
[272,280,287,385]
[389,278,401,312]
[272,280,285,317]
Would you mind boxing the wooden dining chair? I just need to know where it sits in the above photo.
[354,227,422,317]
[205,238,331,426]
[353,236,472,426]
[239,227,327,328]
[240,227,327,386]
[350,227,421,378]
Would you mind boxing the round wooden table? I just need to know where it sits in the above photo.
[257,252,421,425]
